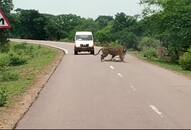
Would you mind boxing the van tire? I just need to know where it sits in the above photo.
[74,51,78,55]
[91,50,94,55]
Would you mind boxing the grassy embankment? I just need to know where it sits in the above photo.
[0,42,61,107]
[129,51,191,78]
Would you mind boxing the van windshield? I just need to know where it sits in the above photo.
[76,35,93,41]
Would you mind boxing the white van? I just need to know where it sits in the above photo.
[74,31,94,55]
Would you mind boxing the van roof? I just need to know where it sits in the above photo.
[76,31,92,35]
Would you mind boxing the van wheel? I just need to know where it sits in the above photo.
[91,50,94,55]
[74,51,78,55]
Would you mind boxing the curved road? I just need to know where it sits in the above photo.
[12,39,191,129]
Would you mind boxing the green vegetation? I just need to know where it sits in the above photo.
[0,87,8,107]
[1,0,191,74]
[131,0,191,73]
[179,50,191,70]
[0,43,59,107]
[142,48,157,60]
[130,51,191,77]
[8,1,190,62]
[10,10,140,49]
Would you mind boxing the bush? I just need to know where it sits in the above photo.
[0,87,8,107]
[13,43,28,50]
[157,47,168,60]
[179,51,191,70]
[108,42,124,48]
[142,48,157,59]
[1,71,19,81]
[138,37,160,51]
[8,52,28,66]
[0,30,10,53]
[96,25,112,43]
[113,30,138,49]
[60,38,72,42]
[13,43,37,58]
[0,54,10,69]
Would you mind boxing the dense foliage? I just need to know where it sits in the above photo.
[10,10,141,49]
[179,49,191,70]
[1,0,190,70]
[0,43,58,106]
[140,0,191,63]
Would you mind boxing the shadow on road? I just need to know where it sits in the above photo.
[103,59,127,63]
[75,52,92,55]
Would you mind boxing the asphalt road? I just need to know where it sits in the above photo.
[12,39,191,129]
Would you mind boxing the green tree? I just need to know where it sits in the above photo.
[44,15,62,40]
[95,15,114,29]
[140,0,191,62]
[0,0,13,15]
[69,18,99,41]
[113,30,138,49]
[113,12,137,32]
[138,37,160,51]
[111,12,139,49]
[15,9,48,40]
[96,23,113,44]
[55,14,82,39]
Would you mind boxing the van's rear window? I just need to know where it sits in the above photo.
[76,35,93,41]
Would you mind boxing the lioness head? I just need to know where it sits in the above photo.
[123,48,127,54]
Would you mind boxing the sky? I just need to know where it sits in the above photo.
[13,0,144,19]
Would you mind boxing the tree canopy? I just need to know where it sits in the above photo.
[1,0,189,64]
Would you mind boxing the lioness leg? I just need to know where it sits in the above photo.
[120,55,125,62]
[101,54,108,62]
[110,55,116,61]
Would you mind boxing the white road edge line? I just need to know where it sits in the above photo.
[130,84,136,91]
[150,105,164,118]
[110,66,115,70]
[12,40,69,54]
[43,44,69,54]
[117,73,123,78]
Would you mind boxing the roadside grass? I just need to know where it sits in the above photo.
[129,51,191,78]
[0,42,60,106]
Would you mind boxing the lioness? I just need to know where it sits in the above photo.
[95,47,127,62]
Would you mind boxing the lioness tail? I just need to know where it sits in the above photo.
[94,48,103,56]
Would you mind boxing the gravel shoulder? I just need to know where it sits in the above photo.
[0,46,64,129]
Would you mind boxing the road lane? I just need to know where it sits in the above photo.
[110,54,191,128]
[11,39,191,129]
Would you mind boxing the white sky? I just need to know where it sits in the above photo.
[13,0,143,19]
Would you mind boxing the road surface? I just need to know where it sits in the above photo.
[12,39,191,129]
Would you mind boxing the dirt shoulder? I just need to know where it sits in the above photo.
[0,47,64,129]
